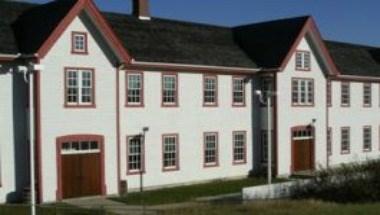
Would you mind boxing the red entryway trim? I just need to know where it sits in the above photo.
[55,134,106,201]
[290,125,315,173]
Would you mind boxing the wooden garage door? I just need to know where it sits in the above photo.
[61,141,102,199]
[292,127,314,172]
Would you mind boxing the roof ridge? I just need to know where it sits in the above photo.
[103,11,230,30]
[234,15,311,29]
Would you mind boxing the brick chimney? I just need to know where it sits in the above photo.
[132,0,151,20]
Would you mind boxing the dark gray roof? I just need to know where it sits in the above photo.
[0,0,379,77]
[104,12,256,68]
[0,1,35,54]
[325,41,380,77]
[233,16,309,68]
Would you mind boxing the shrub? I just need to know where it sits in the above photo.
[292,159,380,203]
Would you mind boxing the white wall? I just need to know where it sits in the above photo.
[39,13,119,202]
[120,71,253,190]
[328,81,380,165]
[276,37,328,176]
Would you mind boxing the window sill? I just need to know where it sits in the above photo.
[64,104,96,109]
[233,160,247,165]
[341,151,350,155]
[204,163,219,168]
[162,167,179,172]
[127,170,145,176]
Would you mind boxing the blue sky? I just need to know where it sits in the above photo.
[23,0,380,47]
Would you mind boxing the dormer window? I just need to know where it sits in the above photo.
[295,51,311,71]
[72,32,88,54]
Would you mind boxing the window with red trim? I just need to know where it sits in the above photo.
[341,82,350,106]
[162,134,179,171]
[292,78,314,106]
[203,75,218,106]
[363,126,372,152]
[233,131,247,164]
[72,32,88,54]
[65,68,94,107]
[232,77,245,106]
[204,133,218,167]
[127,136,144,174]
[126,73,143,106]
[162,74,178,106]
[295,51,311,71]
[363,83,372,107]
[341,127,350,154]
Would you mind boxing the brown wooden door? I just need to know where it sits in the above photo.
[293,139,314,172]
[61,153,101,199]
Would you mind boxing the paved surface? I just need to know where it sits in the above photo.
[64,197,160,215]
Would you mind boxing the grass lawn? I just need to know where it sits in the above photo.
[111,177,285,205]
[0,203,111,215]
[161,200,380,215]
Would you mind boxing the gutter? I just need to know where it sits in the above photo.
[129,59,281,74]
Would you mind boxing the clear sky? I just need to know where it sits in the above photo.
[22,0,380,47]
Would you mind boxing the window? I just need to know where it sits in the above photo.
[204,133,218,167]
[363,126,372,152]
[261,77,273,106]
[232,77,245,106]
[61,141,100,155]
[261,130,274,163]
[292,78,314,106]
[327,80,332,107]
[162,74,178,107]
[162,134,179,171]
[363,83,372,107]
[295,51,311,71]
[65,68,94,107]
[203,75,218,106]
[341,82,350,106]
[327,127,332,156]
[127,136,144,174]
[71,32,88,54]
[341,127,350,154]
[233,131,247,164]
[126,72,143,106]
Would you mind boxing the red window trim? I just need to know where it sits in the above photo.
[363,83,372,108]
[64,67,96,108]
[203,132,219,168]
[55,134,106,201]
[340,127,351,155]
[341,82,351,107]
[162,134,180,172]
[363,125,372,152]
[71,31,88,55]
[291,77,315,107]
[125,71,144,108]
[161,73,179,108]
[126,135,146,175]
[232,76,246,107]
[203,74,218,107]
[295,50,311,71]
[232,131,247,165]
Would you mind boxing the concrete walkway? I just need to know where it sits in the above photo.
[64,197,160,215]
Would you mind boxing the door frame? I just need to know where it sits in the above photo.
[56,134,106,201]
[290,126,315,173]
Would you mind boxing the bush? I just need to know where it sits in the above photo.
[292,159,380,203]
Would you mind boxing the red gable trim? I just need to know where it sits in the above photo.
[279,17,340,76]
[37,0,131,63]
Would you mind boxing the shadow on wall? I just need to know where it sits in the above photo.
[6,70,29,203]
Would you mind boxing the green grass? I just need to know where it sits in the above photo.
[0,203,111,215]
[161,200,380,215]
[111,177,286,205]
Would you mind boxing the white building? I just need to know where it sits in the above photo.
[0,0,379,203]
